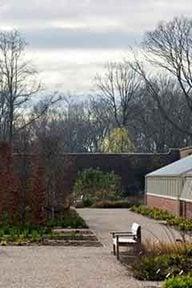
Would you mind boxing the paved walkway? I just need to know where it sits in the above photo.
[0,208,173,288]
[77,208,184,250]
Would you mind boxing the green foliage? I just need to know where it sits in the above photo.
[133,255,169,281]
[47,209,87,228]
[131,205,192,231]
[100,128,135,153]
[82,197,94,207]
[0,224,50,245]
[131,206,192,281]
[92,200,132,208]
[74,168,121,203]
[0,209,87,244]
[163,276,192,288]
[133,254,192,281]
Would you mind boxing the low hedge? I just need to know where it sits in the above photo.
[130,205,192,232]
[92,200,132,208]
[163,275,192,288]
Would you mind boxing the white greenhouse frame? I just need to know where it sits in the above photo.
[146,155,192,203]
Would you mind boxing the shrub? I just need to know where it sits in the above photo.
[29,157,46,225]
[133,255,170,281]
[92,200,131,208]
[0,143,20,223]
[74,168,121,203]
[131,205,192,232]
[163,275,192,288]
[74,198,94,208]
[131,240,192,281]
[47,209,88,228]
[82,196,94,207]
[133,254,192,281]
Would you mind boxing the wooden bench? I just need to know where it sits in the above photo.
[111,222,141,260]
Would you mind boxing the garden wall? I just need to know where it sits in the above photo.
[0,143,185,223]
[12,149,180,196]
[60,149,180,195]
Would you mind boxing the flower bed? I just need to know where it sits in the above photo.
[121,241,192,283]
[0,209,91,246]
[130,205,192,232]
[163,275,192,288]
[133,254,192,281]
[43,228,101,247]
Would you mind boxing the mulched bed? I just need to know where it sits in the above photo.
[43,228,102,247]
[0,228,102,247]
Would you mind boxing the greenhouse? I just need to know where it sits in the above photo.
[146,155,192,218]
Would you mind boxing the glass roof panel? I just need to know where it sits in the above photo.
[147,155,192,177]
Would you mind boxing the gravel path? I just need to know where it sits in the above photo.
[0,246,144,288]
[0,208,170,288]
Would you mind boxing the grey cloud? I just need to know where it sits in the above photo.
[22,28,141,49]
[0,0,191,93]
[1,0,192,22]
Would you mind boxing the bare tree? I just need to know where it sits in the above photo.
[0,30,41,143]
[88,97,112,151]
[144,17,192,104]
[95,61,141,129]
[132,17,192,137]
[131,77,192,152]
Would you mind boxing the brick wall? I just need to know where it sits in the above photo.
[186,202,192,219]
[64,149,180,195]
[147,194,179,216]
[0,142,189,221]
[180,201,192,219]
[12,149,180,196]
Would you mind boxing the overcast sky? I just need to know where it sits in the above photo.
[0,0,192,94]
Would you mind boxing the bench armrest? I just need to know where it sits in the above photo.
[115,233,135,237]
[112,233,135,239]
[110,231,132,235]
